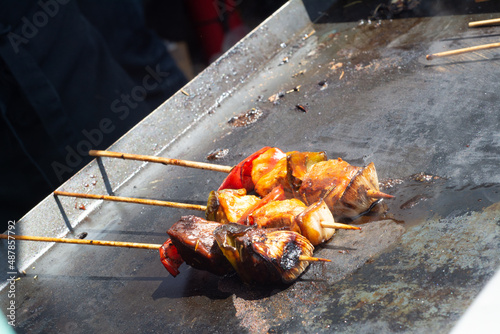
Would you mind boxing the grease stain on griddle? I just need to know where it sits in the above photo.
[400,194,430,209]
[380,173,500,229]
[319,202,500,333]
[228,108,264,127]
[379,178,405,190]
[411,172,444,182]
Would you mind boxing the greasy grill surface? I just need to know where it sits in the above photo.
[1,2,500,333]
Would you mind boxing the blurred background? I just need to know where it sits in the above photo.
[143,0,288,79]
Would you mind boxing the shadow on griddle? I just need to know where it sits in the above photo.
[97,158,115,196]
[152,267,296,301]
[54,195,74,232]
[152,269,233,300]
[304,0,500,24]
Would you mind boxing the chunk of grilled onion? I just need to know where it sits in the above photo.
[297,159,393,220]
[246,198,305,233]
[205,188,260,223]
[286,151,328,192]
[332,162,393,219]
[296,199,337,245]
[214,223,315,284]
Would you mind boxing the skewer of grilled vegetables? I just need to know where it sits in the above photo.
[86,147,392,221]
[162,216,329,284]
[219,148,393,220]
[205,186,360,246]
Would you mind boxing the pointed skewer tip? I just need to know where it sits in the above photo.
[321,223,361,231]
[367,189,395,199]
[299,255,331,262]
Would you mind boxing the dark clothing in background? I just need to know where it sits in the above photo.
[0,0,186,230]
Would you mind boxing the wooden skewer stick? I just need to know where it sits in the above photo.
[89,150,233,173]
[54,191,360,230]
[89,150,392,199]
[468,18,500,28]
[54,191,367,231]
[0,234,327,263]
[321,222,361,231]
[426,42,500,60]
[299,255,331,262]
[54,190,207,211]
[0,234,162,250]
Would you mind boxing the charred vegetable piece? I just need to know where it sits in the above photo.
[286,151,328,192]
[245,199,305,233]
[159,239,184,277]
[296,158,360,207]
[250,147,286,186]
[245,197,341,246]
[205,188,260,223]
[236,185,286,225]
[167,216,233,276]
[205,190,220,222]
[218,147,273,192]
[213,223,315,284]
[332,162,394,219]
[254,155,294,197]
[298,159,393,219]
[296,199,336,245]
[212,223,254,279]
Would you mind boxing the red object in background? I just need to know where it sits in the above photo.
[185,0,246,62]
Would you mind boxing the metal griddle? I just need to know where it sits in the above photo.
[2,1,500,333]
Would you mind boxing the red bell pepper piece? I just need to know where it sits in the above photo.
[159,239,184,277]
[218,146,272,192]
